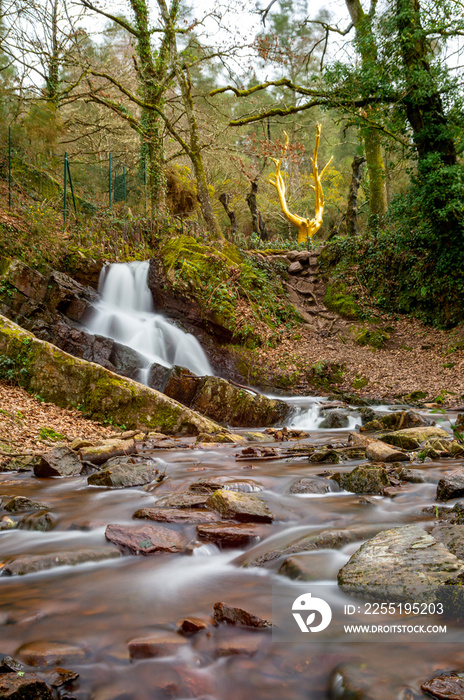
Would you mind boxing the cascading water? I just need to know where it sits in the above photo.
[84,261,212,382]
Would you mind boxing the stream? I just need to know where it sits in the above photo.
[1,404,463,699]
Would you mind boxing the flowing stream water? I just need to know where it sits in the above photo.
[0,262,462,698]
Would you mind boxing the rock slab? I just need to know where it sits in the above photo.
[34,446,82,478]
[105,523,184,555]
[206,489,273,523]
[437,469,464,501]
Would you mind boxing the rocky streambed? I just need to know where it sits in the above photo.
[1,404,464,699]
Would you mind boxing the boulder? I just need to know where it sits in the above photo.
[79,439,136,466]
[437,469,464,501]
[319,410,349,429]
[288,261,304,275]
[163,365,203,405]
[34,446,82,478]
[105,523,184,555]
[18,511,56,531]
[213,602,272,629]
[0,516,16,530]
[196,522,264,548]
[108,342,147,382]
[365,440,409,463]
[189,376,290,428]
[0,672,53,699]
[2,496,48,512]
[361,410,432,432]
[133,507,219,524]
[431,524,464,560]
[16,641,86,667]
[87,462,158,488]
[0,259,48,303]
[331,465,390,494]
[379,426,449,450]
[309,449,341,464]
[147,362,171,392]
[0,548,119,576]
[206,489,273,523]
[0,314,223,435]
[45,270,98,322]
[421,672,464,699]
[288,477,334,495]
[337,524,464,601]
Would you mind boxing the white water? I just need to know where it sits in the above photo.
[84,261,212,382]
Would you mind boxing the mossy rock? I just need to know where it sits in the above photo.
[332,465,389,495]
[379,426,449,450]
[307,360,344,389]
[324,283,361,320]
[0,314,222,436]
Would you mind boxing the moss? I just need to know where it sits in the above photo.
[324,282,361,320]
[307,360,344,389]
[352,375,369,390]
[355,327,390,349]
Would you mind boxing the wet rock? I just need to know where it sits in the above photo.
[108,342,146,382]
[190,376,290,428]
[105,523,184,555]
[309,449,341,464]
[79,439,136,466]
[337,524,464,601]
[34,446,82,478]
[155,492,209,509]
[87,462,158,488]
[146,362,171,392]
[379,426,449,450]
[16,641,86,667]
[421,672,464,699]
[196,521,264,548]
[450,441,464,457]
[163,365,202,406]
[366,440,409,463]
[215,632,263,658]
[0,516,16,530]
[0,672,53,699]
[331,465,390,494]
[2,496,48,513]
[189,476,264,494]
[393,467,429,483]
[128,632,186,659]
[213,602,272,629]
[177,617,209,637]
[242,431,271,442]
[133,507,219,524]
[431,524,464,560]
[45,667,79,689]
[1,656,27,673]
[437,469,464,501]
[1,455,40,472]
[278,552,339,581]
[362,410,432,433]
[196,431,246,444]
[319,410,349,429]
[18,511,56,532]
[206,489,273,523]
[288,477,335,494]
[0,548,119,576]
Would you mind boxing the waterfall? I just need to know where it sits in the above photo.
[84,261,212,382]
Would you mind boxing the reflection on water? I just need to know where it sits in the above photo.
[1,421,463,699]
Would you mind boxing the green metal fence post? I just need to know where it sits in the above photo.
[109,153,112,210]
[63,152,68,227]
[8,127,11,209]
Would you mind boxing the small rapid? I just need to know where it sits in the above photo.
[84,260,212,382]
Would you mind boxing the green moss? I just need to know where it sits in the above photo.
[352,375,369,390]
[324,282,361,320]
[308,360,345,389]
[355,327,390,349]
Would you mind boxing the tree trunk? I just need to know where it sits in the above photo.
[346,154,366,236]
[396,0,456,165]
[219,193,238,237]
[246,179,268,240]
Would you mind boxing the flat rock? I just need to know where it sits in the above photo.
[206,489,273,523]
[155,492,209,509]
[189,477,264,494]
[213,602,272,629]
[437,469,464,501]
[105,523,184,555]
[133,507,219,524]
[0,547,120,576]
[18,511,56,531]
[338,524,464,601]
[196,522,264,548]
[421,672,464,699]
[331,465,390,494]
[2,496,48,512]
[79,439,136,466]
[380,426,449,450]
[87,463,158,488]
[34,446,82,478]
[16,641,86,667]
[366,440,409,463]
[128,632,186,659]
[289,477,334,495]
[0,672,53,699]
